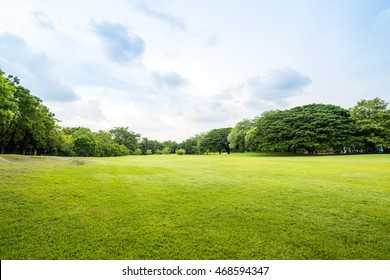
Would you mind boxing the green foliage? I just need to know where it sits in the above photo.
[134,148,142,155]
[179,134,204,154]
[162,140,178,154]
[110,127,140,151]
[162,146,171,154]
[350,98,390,151]
[253,104,357,154]
[57,130,75,156]
[74,134,96,156]
[145,149,152,155]
[244,127,260,152]
[119,144,129,156]
[176,148,186,155]
[0,71,18,151]
[0,69,58,155]
[228,119,255,152]
[95,130,112,157]
[199,127,232,154]
[140,137,163,155]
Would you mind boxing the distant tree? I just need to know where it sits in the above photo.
[30,103,57,154]
[162,146,171,154]
[109,143,122,156]
[176,148,186,155]
[110,127,140,151]
[0,73,58,155]
[134,148,142,155]
[199,127,232,154]
[119,144,129,156]
[350,98,390,152]
[228,119,255,152]
[162,140,178,154]
[252,110,292,152]
[74,134,96,156]
[57,130,75,156]
[179,133,205,154]
[145,149,152,155]
[150,139,164,154]
[244,127,261,151]
[95,130,113,157]
[0,70,18,153]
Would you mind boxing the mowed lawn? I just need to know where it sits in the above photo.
[0,153,389,260]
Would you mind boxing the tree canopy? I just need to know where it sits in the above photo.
[0,71,57,154]
[227,119,254,152]
[199,127,232,154]
[250,104,359,154]
[350,98,390,151]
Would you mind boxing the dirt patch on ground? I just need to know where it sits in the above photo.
[69,159,86,166]
[1,155,33,162]
[0,157,11,164]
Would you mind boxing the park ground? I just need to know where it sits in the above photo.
[0,153,389,259]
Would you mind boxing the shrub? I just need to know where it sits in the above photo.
[176,148,186,155]
[162,147,171,154]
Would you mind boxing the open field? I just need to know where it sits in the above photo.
[0,153,389,259]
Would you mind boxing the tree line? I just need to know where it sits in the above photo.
[1,69,389,156]
[228,100,390,154]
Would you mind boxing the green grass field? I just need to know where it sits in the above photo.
[0,153,389,260]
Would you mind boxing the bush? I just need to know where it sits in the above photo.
[119,144,129,155]
[134,148,142,155]
[162,147,171,154]
[145,149,152,155]
[176,148,186,155]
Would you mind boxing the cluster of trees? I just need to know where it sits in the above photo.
[1,69,389,156]
[1,70,57,155]
[56,127,185,157]
[227,100,390,154]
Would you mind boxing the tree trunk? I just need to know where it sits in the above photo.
[304,146,316,155]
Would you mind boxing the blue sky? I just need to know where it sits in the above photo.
[1,0,389,141]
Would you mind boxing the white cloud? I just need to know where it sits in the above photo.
[90,20,145,64]
[374,8,390,28]
[151,71,188,89]
[0,32,79,102]
[30,11,56,31]
[207,33,220,47]
[134,0,187,31]
[215,68,311,108]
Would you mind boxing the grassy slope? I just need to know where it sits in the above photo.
[0,154,389,260]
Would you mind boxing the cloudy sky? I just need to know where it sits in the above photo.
[1,0,389,141]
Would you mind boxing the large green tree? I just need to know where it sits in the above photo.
[350,98,390,152]
[109,127,140,153]
[254,104,357,154]
[199,127,232,154]
[227,119,255,152]
[95,130,113,157]
[74,134,96,156]
[0,71,18,153]
[179,133,205,154]
[1,71,58,154]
